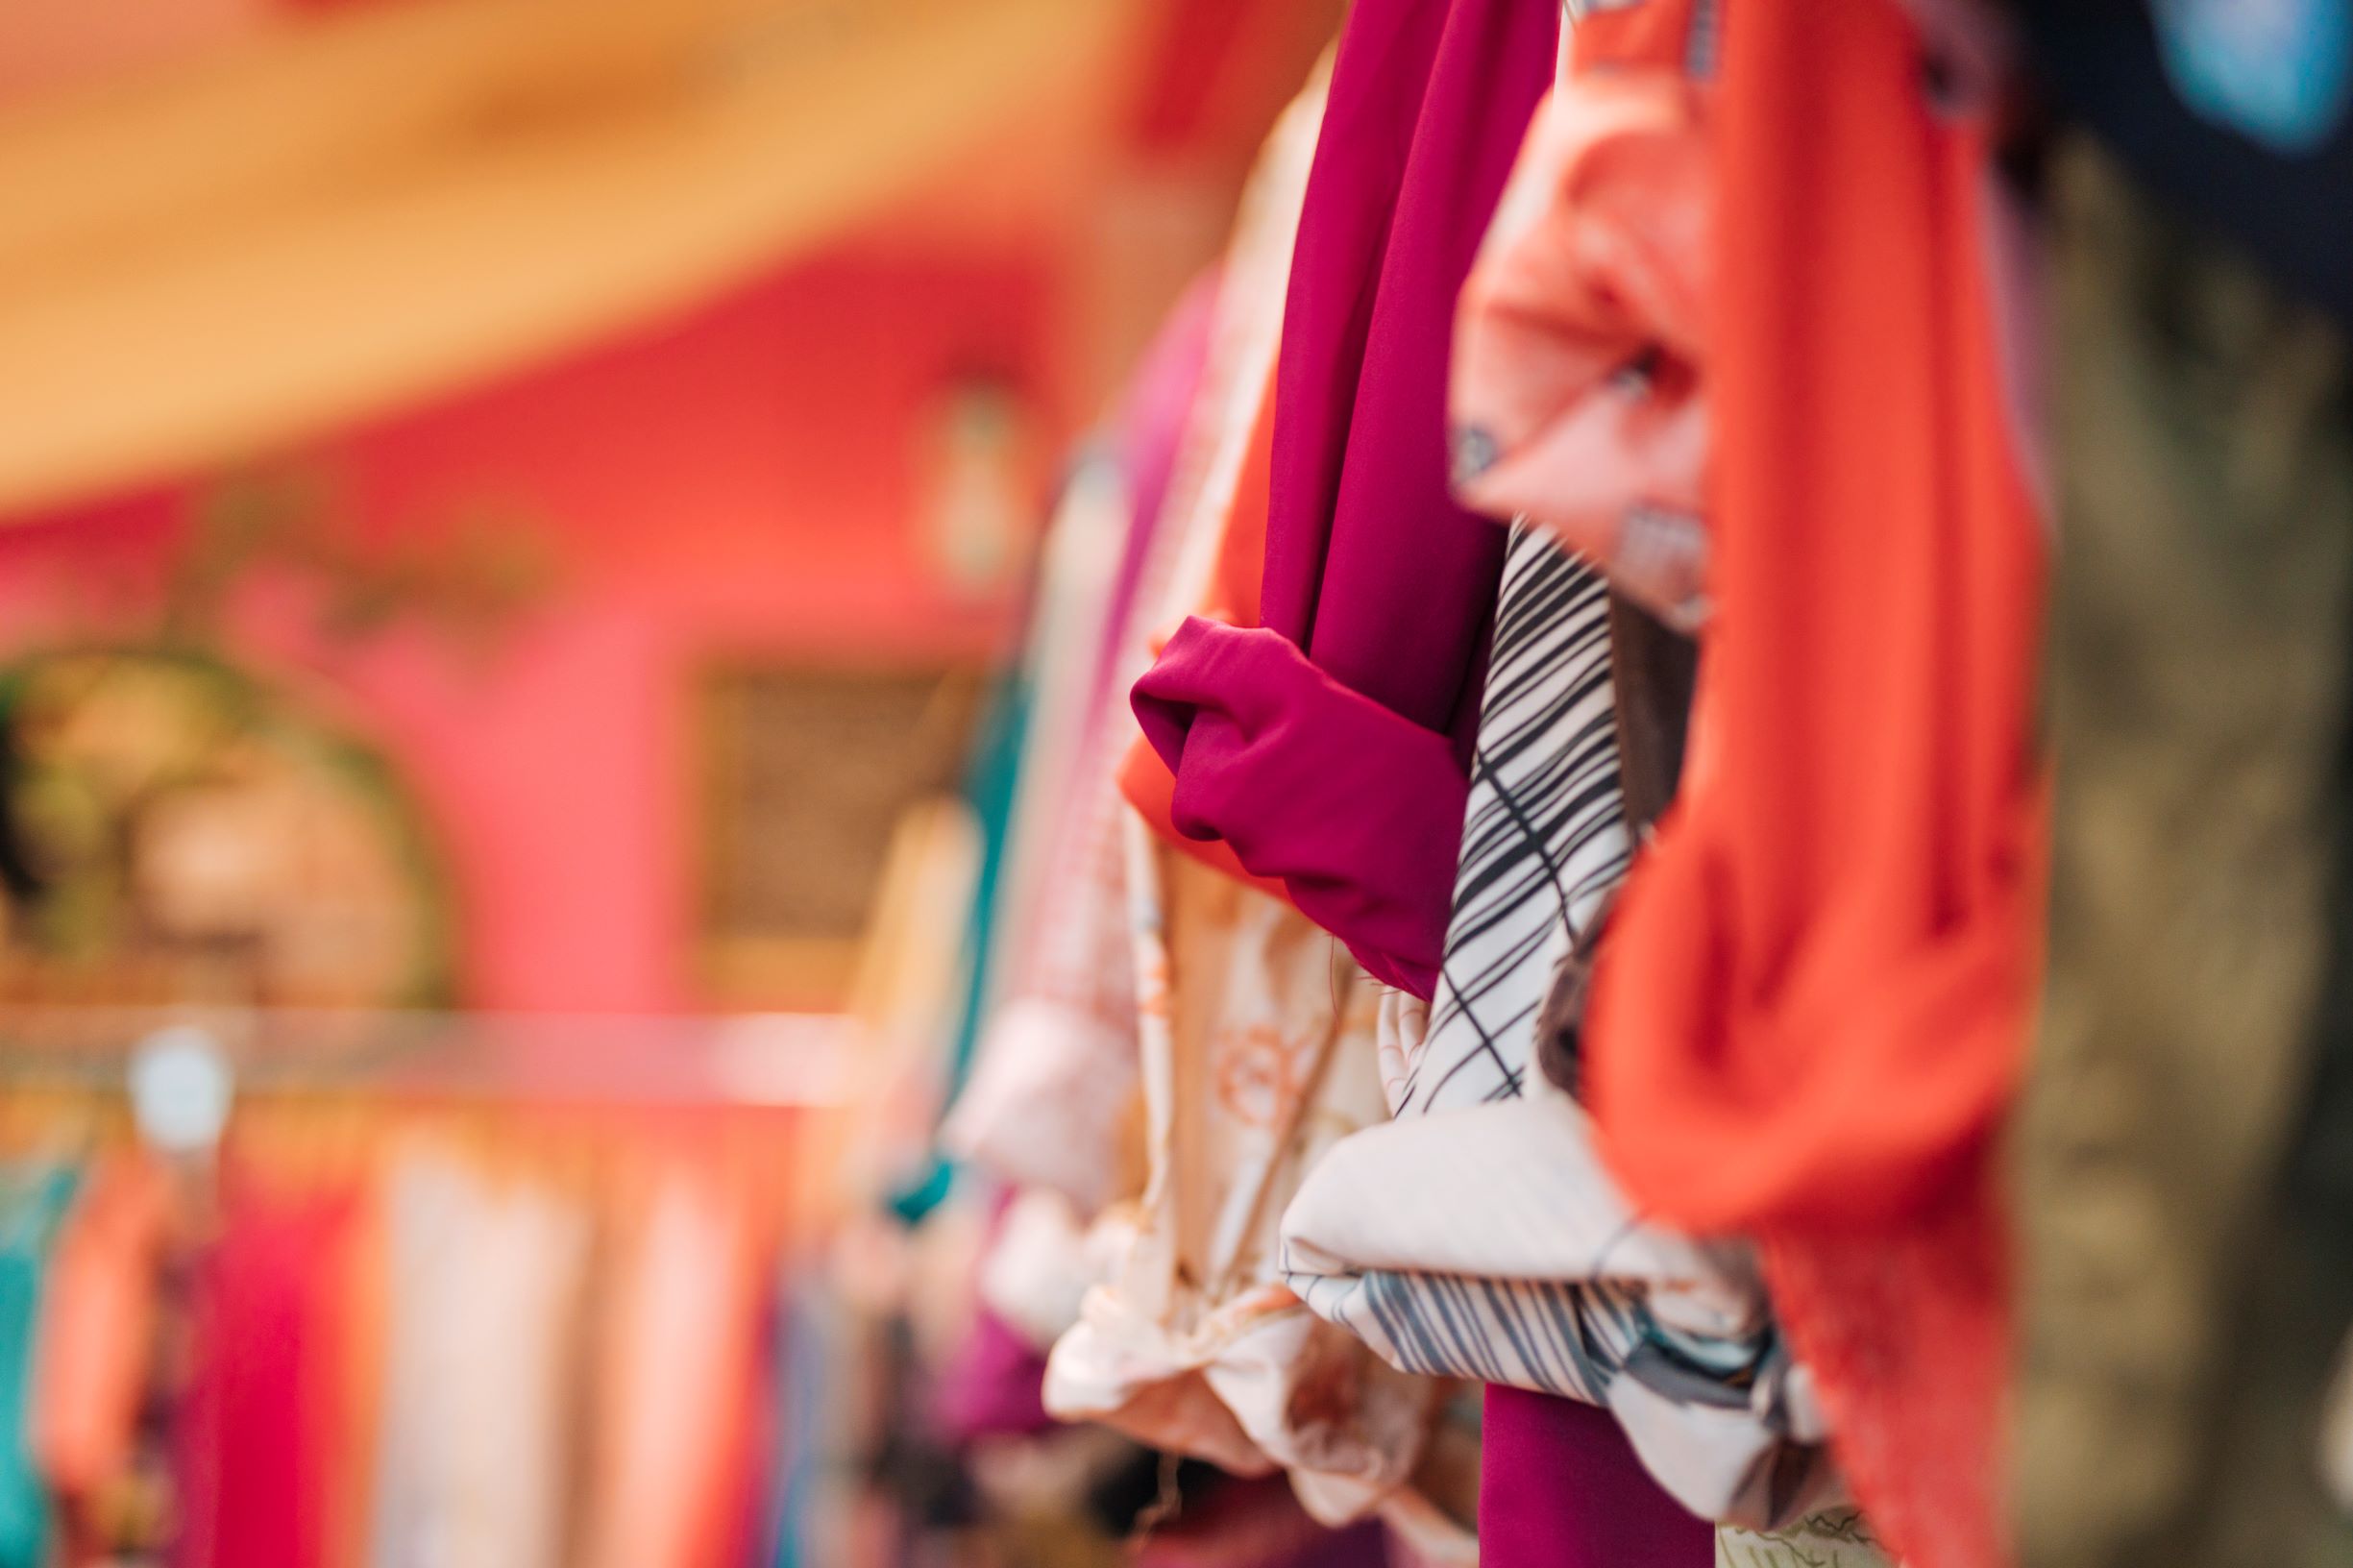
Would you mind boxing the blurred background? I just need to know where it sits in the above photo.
[0,0,1394,1564]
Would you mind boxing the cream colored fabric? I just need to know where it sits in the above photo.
[1273,534,1830,1531]
[1043,818,1439,1526]
[0,0,1131,514]
[946,63,1328,1219]
[977,1187,1109,1353]
[1717,1509,1895,1568]
[370,1150,592,1568]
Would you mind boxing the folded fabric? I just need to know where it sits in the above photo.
[1282,1063,1832,1533]
[1275,527,1834,1531]
[1283,1090,1763,1345]
[1135,619,1467,996]
[1048,1267,1435,1525]
[1115,351,1290,900]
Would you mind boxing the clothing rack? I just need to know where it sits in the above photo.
[0,1006,862,1112]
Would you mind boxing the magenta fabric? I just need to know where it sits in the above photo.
[1134,1472,1391,1567]
[174,1182,354,1568]
[1129,0,1555,999]
[934,1308,1054,1441]
[1480,1386,1711,1568]
[1134,619,1465,995]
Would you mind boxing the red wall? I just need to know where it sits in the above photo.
[0,246,1067,1012]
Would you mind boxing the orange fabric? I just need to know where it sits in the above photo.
[1117,749,1285,895]
[581,1158,766,1568]
[1450,73,1711,629]
[1583,0,2044,1563]
[1567,0,1702,70]
[331,1171,387,1568]
[1120,355,1288,900]
[30,1154,169,1497]
[1449,0,1714,628]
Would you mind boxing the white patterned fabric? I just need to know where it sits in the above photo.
[1279,527,1838,1530]
[1718,1509,1894,1568]
[1396,527,1628,1118]
[1042,817,1441,1528]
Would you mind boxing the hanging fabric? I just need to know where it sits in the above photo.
[2012,133,2353,1568]
[174,1172,361,1568]
[1042,820,1437,1528]
[947,65,1327,1223]
[1264,0,1849,1540]
[581,1160,768,1568]
[1449,76,1712,633]
[1277,527,1832,1531]
[1583,1,2047,1563]
[0,1163,78,1568]
[369,1149,592,1568]
[1132,0,1559,1000]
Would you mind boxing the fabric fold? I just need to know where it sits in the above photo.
[1041,817,1440,1526]
[1581,1,2047,1561]
[1135,616,1465,997]
[1271,527,1835,1533]
[1449,72,1713,632]
[1281,1091,1760,1335]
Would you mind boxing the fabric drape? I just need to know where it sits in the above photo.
[1584,1,2047,1562]
[1132,0,1557,999]
[2012,134,2353,1568]
[1278,527,1829,1531]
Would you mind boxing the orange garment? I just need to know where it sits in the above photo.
[31,1154,169,1498]
[581,1157,766,1568]
[1567,0,1706,68]
[1451,75,1710,631]
[1583,0,2044,1563]
[1448,0,1713,632]
[1118,357,1287,901]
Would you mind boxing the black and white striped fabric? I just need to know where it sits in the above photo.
[1398,524,1629,1117]
[1285,526,1652,1404]
[1279,526,1837,1528]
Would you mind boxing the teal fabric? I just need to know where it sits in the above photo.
[763,1276,830,1568]
[2151,0,2353,153]
[888,670,1029,1226]
[0,1164,81,1568]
